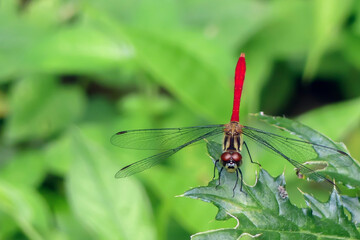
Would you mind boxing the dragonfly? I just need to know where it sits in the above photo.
[111,53,351,193]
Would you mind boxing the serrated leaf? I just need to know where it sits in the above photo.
[341,196,360,226]
[304,191,359,237]
[183,138,359,239]
[186,170,360,239]
[253,113,360,188]
[192,229,259,240]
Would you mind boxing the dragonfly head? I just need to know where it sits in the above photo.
[220,151,242,173]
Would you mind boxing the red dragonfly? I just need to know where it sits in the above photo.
[111,53,350,192]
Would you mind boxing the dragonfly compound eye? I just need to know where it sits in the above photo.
[231,152,242,162]
[221,152,232,162]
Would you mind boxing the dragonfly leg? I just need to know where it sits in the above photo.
[216,167,224,189]
[213,160,219,180]
[238,168,246,195]
[244,141,261,167]
[232,169,239,197]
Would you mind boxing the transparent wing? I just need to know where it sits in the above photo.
[114,126,225,178]
[115,148,178,178]
[242,126,352,182]
[111,125,224,150]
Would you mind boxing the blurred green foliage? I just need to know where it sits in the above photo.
[0,0,360,239]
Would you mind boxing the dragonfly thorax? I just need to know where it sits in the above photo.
[221,151,242,173]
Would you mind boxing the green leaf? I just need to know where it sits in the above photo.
[341,195,360,226]
[24,25,135,75]
[343,30,360,70]
[248,1,313,57]
[302,191,360,237]
[0,3,135,81]
[45,132,72,175]
[0,213,18,240]
[297,97,360,140]
[84,6,233,122]
[303,0,353,80]
[66,128,156,240]
[181,1,271,49]
[0,91,7,118]
[4,76,85,143]
[183,142,360,239]
[240,52,273,113]
[51,195,93,240]
[0,181,51,240]
[254,112,360,188]
[124,27,232,122]
[0,149,46,188]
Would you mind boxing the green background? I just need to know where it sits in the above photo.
[1,0,360,239]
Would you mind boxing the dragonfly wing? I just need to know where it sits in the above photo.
[115,148,179,178]
[242,126,352,182]
[115,126,225,177]
[111,125,224,150]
